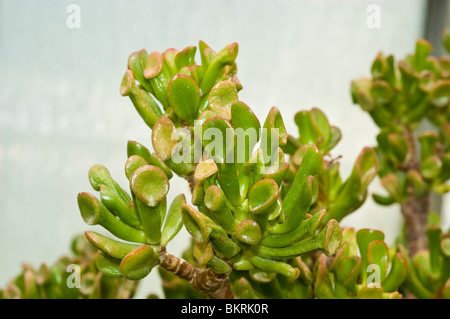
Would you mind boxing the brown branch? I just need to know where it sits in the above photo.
[400,191,430,256]
[158,251,234,299]
[401,127,430,257]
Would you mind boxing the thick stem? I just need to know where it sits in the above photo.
[158,251,234,299]
[401,127,430,257]
[401,191,430,257]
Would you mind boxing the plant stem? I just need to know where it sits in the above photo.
[400,191,430,257]
[158,250,234,299]
[401,127,430,257]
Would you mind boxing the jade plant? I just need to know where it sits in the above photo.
[313,227,408,299]
[5,33,449,299]
[398,214,450,299]
[351,30,450,298]
[0,234,138,299]
[282,107,379,225]
[74,40,375,299]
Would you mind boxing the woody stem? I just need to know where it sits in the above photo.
[400,127,430,257]
[158,250,234,299]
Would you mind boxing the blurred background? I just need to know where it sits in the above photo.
[0,0,449,298]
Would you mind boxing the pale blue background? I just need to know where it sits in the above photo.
[1,0,445,298]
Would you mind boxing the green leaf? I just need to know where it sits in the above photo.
[440,238,450,280]
[95,252,122,278]
[163,48,179,76]
[263,161,289,188]
[248,179,279,215]
[321,125,342,154]
[443,29,450,53]
[194,159,218,182]
[282,144,323,222]
[124,155,148,181]
[351,78,374,111]
[231,101,261,164]
[387,133,408,164]
[207,256,232,274]
[407,169,427,196]
[412,250,433,288]
[324,147,378,221]
[152,116,178,161]
[418,131,439,161]
[269,175,317,235]
[77,192,146,243]
[426,226,443,276]
[356,229,385,285]
[120,246,159,280]
[167,74,201,122]
[436,30,450,58]
[205,185,239,234]
[230,277,262,299]
[160,194,186,247]
[358,283,383,299]
[380,172,406,202]
[193,241,214,266]
[413,39,433,71]
[127,140,173,179]
[143,51,163,79]
[208,80,238,120]
[120,70,162,128]
[313,254,336,299]
[257,220,342,259]
[200,42,239,94]
[199,40,215,68]
[88,164,131,204]
[127,140,152,163]
[210,229,241,258]
[261,107,288,162]
[248,256,299,279]
[174,46,197,69]
[356,146,379,189]
[127,49,153,92]
[381,252,408,292]
[202,116,234,164]
[335,256,361,294]
[134,198,162,245]
[236,220,262,245]
[294,110,322,146]
[443,278,450,299]
[372,193,396,206]
[85,231,141,259]
[367,240,389,280]
[420,155,442,180]
[100,184,140,227]
[130,165,169,207]
[147,153,173,179]
[371,52,388,79]
[429,80,450,108]
[181,204,213,244]
[261,209,326,248]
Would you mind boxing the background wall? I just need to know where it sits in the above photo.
[1,0,442,298]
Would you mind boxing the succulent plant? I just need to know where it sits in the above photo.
[313,227,408,299]
[282,108,379,225]
[398,214,450,299]
[0,234,138,299]
[351,31,450,259]
[76,41,356,299]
